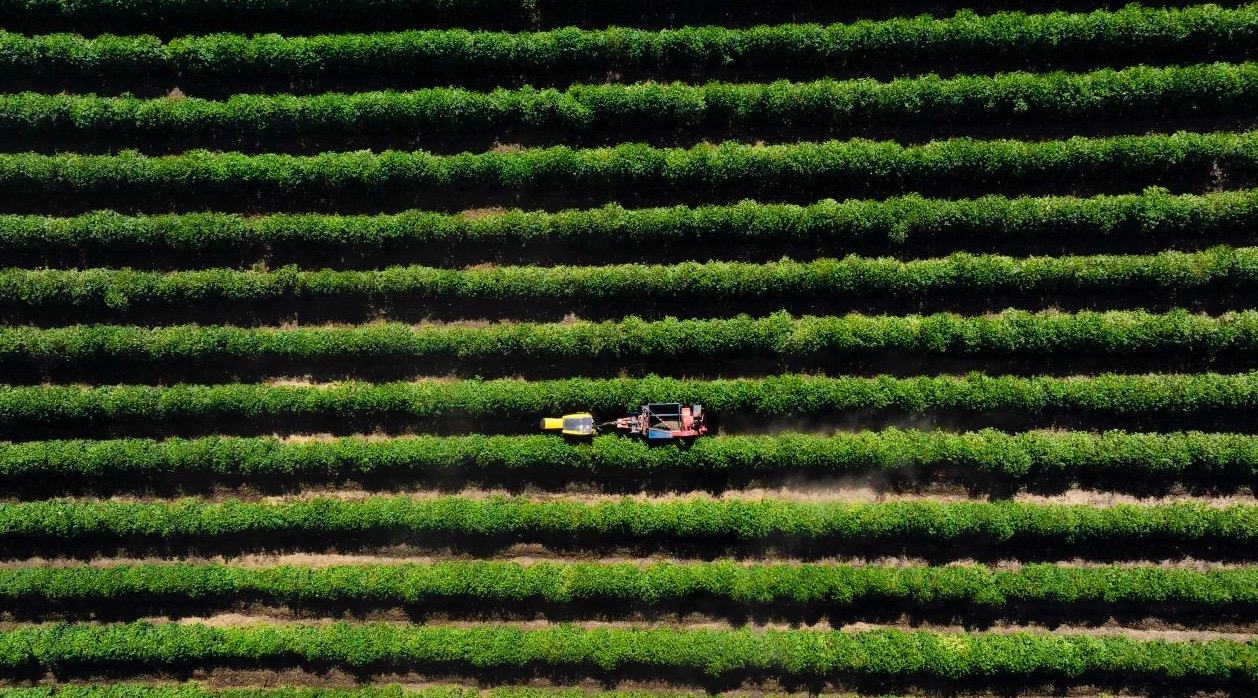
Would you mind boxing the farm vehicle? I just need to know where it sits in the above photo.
[540,403,707,441]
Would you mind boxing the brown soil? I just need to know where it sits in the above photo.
[34,487,1257,507]
[1,552,1251,571]
[0,668,1228,697]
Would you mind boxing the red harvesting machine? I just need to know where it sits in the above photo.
[540,403,708,441]
[611,403,708,441]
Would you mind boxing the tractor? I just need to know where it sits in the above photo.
[540,403,707,441]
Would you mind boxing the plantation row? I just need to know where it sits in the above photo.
[4,373,1258,436]
[1,189,1255,262]
[1,497,1257,548]
[5,560,1258,608]
[1,133,1256,211]
[6,310,1258,366]
[5,249,1258,313]
[4,429,1256,482]
[0,622,1255,683]
[7,64,1257,140]
[2,5,1255,85]
[0,0,1200,32]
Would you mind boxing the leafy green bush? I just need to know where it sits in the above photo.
[4,64,1257,136]
[4,428,1255,482]
[0,496,1255,547]
[0,621,1253,682]
[2,373,1258,436]
[2,4,1255,81]
[4,189,1253,259]
[4,560,1256,609]
[3,248,1258,311]
[0,132,1255,204]
[3,310,1257,366]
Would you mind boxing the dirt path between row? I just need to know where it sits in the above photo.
[30,486,1257,507]
[2,551,1247,570]
[1,613,1251,641]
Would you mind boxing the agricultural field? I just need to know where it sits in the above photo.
[3,0,1258,696]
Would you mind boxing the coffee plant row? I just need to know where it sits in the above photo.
[2,133,1256,205]
[4,248,1257,311]
[2,5,1255,82]
[0,622,1253,683]
[3,429,1254,482]
[3,310,1256,365]
[3,560,1256,608]
[2,373,1258,436]
[4,64,1255,137]
[0,497,1255,546]
[0,188,1253,260]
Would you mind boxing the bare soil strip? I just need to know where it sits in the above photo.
[0,552,1247,570]
[28,486,1256,508]
[0,613,1252,641]
[0,670,1174,698]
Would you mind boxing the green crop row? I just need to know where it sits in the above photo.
[4,249,1258,311]
[2,4,1256,81]
[0,0,1197,32]
[1,374,1257,435]
[0,132,1255,205]
[4,310,1258,365]
[5,560,1258,608]
[0,621,1254,682]
[0,0,696,30]
[5,429,1258,482]
[7,64,1258,136]
[1,496,1256,546]
[1,188,1253,259]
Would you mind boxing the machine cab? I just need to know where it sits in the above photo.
[540,412,596,437]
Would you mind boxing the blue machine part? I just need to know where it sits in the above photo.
[647,428,673,440]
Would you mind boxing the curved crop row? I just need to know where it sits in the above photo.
[0,0,1208,32]
[6,64,1257,138]
[3,249,1257,312]
[1,373,1258,435]
[4,310,1257,366]
[2,5,1256,83]
[0,622,1253,683]
[0,0,740,31]
[0,133,1255,210]
[5,560,1258,609]
[1,189,1255,262]
[4,429,1256,482]
[1,497,1257,548]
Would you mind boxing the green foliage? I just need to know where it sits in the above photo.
[4,189,1255,258]
[3,310,1257,366]
[4,248,1258,311]
[0,496,1256,547]
[4,428,1256,481]
[4,560,1258,609]
[0,132,1256,203]
[1,4,1256,81]
[2,373,1258,436]
[4,64,1258,137]
[0,621,1252,682]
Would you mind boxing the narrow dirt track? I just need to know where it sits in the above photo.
[0,614,1246,642]
[26,486,1257,507]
